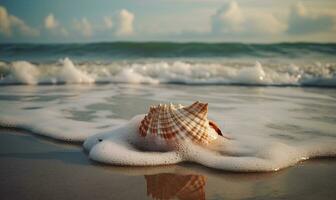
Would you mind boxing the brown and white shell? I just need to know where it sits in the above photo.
[145,173,206,200]
[139,101,223,145]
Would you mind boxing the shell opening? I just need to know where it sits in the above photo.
[209,120,223,136]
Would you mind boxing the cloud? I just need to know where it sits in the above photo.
[73,18,93,37]
[71,9,134,38]
[104,16,113,29]
[115,9,134,36]
[247,13,287,35]
[102,9,135,36]
[44,14,59,29]
[44,13,68,36]
[287,2,335,35]
[211,1,244,33]
[0,6,39,37]
[211,1,286,35]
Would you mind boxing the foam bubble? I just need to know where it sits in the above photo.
[113,68,159,84]
[235,61,266,84]
[0,58,95,85]
[84,115,182,166]
[58,58,95,84]
[10,61,40,85]
[1,84,335,172]
[0,59,335,86]
[83,114,336,172]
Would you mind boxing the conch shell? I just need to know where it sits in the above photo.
[139,101,223,145]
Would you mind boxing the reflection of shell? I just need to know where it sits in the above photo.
[139,101,222,145]
[145,173,206,200]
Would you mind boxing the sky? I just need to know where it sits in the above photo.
[0,0,336,43]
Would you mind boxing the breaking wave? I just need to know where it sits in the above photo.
[0,57,336,87]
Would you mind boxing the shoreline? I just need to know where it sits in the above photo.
[1,128,336,200]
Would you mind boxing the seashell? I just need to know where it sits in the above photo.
[145,173,206,200]
[139,101,223,145]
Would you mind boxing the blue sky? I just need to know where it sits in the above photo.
[0,0,335,43]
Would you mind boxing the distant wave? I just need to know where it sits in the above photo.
[1,42,336,61]
[1,58,336,87]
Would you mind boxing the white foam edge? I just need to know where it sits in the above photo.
[84,114,336,172]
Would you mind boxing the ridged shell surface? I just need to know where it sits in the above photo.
[145,174,206,200]
[139,101,218,145]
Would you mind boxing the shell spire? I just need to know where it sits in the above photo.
[139,101,222,145]
[183,101,208,118]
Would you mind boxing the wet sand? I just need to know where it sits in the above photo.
[1,129,336,200]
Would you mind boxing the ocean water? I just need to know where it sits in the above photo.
[1,42,336,86]
[0,42,336,172]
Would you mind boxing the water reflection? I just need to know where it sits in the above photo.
[145,173,206,200]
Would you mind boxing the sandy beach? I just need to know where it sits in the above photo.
[1,128,335,200]
[1,0,336,199]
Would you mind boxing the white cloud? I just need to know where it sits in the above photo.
[73,18,93,37]
[0,6,39,37]
[287,2,335,34]
[44,13,68,37]
[211,1,286,35]
[248,13,287,35]
[104,16,113,29]
[115,9,134,36]
[212,1,244,33]
[71,9,134,38]
[102,9,135,36]
[44,14,59,29]
[0,6,11,36]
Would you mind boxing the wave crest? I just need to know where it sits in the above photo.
[0,58,335,87]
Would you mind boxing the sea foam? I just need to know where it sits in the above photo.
[83,114,336,172]
[0,58,95,85]
[0,58,335,87]
[0,81,335,172]
[10,61,40,85]
[58,58,94,84]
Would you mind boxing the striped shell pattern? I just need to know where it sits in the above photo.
[139,101,221,145]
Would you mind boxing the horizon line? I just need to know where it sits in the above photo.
[1,41,336,45]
